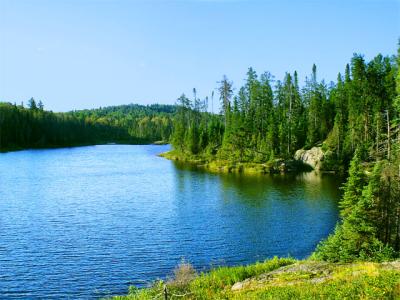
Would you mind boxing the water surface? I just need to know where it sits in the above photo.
[0,145,342,299]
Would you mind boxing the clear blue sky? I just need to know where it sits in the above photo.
[0,0,399,112]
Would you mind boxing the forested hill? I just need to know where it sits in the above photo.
[0,101,175,151]
[69,103,176,118]
[68,103,175,142]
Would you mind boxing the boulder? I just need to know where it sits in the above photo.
[294,147,324,170]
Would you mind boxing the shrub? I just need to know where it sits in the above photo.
[168,259,197,288]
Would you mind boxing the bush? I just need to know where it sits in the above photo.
[168,259,197,288]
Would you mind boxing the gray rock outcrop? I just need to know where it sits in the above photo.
[294,147,324,170]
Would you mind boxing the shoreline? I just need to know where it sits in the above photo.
[0,140,168,153]
[112,257,400,299]
[159,150,315,175]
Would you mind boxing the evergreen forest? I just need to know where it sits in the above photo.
[0,101,174,151]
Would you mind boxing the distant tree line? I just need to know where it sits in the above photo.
[69,103,175,142]
[0,100,175,151]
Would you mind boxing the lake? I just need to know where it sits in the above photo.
[0,145,342,299]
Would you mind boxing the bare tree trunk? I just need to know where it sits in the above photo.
[376,114,379,155]
[386,176,391,244]
[386,110,391,160]
[364,113,368,143]
[288,87,292,156]
[397,167,400,250]
[395,208,400,251]
[337,126,340,157]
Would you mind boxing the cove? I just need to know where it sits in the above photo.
[0,145,342,299]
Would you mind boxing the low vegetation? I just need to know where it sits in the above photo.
[111,258,400,299]
[160,149,312,174]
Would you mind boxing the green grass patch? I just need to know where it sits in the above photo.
[110,258,400,300]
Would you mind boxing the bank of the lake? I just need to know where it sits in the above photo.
[113,258,400,300]
[159,150,314,175]
[0,139,153,153]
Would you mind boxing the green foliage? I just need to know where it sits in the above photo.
[168,45,400,264]
[313,43,400,262]
[170,49,397,171]
[171,92,223,156]
[112,257,295,300]
[69,103,174,142]
[190,257,295,290]
[104,43,400,299]
[0,102,174,151]
[304,65,332,148]
[339,151,366,218]
[112,259,400,300]
[240,270,400,300]
[314,152,400,262]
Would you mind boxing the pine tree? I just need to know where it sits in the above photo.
[218,75,233,128]
[28,98,37,110]
[172,94,191,152]
[339,151,366,218]
[38,100,44,111]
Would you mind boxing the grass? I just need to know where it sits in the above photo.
[110,258,400,300]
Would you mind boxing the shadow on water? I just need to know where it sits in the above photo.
[172,161,344,208]
[171,160,344,264]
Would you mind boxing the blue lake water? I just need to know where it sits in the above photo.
[0,145,342,299]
